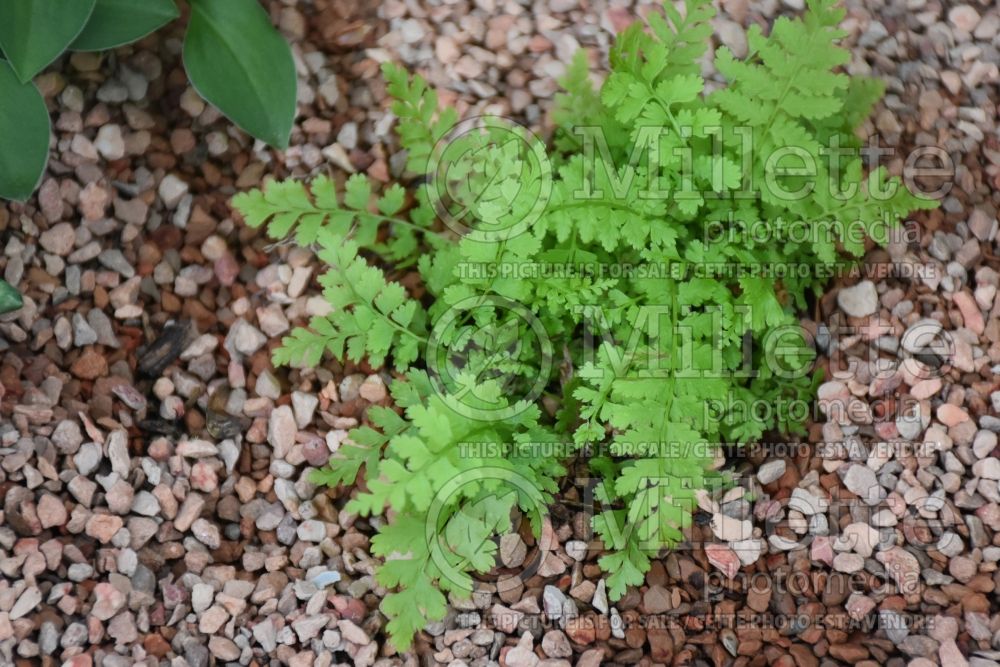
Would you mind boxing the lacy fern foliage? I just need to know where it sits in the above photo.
[233,0,934,650]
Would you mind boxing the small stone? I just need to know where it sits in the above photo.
[565,540,587,561]
[293,615,330,642]
[38,179,63,222]
[730,538,763,566]
[953,291,984,334]
[811,535,834,565]
[542,630,572,658]
[359,375,387,402]
[789,488,827,515]
[937,404,969,427]
[175,493,205,532]
[72,313,98,346]
[252,618,278,652]
[833,552,865,573]
[565,615,597,645]
[181,334,218,360]
[94,124,125,160]
[841,464,885,505]
[85,514,123,543]
[192,583,214,613]
[208,636,240,661]
[158,174,189,208]
[768,535,801,551]
[268,405,297,459]
[643,586,671,614]
[896,413,924,440]
[591,580,608,614]
[292,391,319,428]
[114,197,148,225]
[948,5,980,32]
[296,520,326,542]
[98,248,135,277]
[948,556,977,583]
[899,635,940,658]
[226,318,267,357]
[500,533,527,568]
[837,281,878,317]
[52,420,83,453]
[188,461,217,493]
[837,522,881,558]
[705,543,741,578]
[968,209,997,242]
[71,349,108,380]
[338,619,370,645]
[191,518,221,549]
[91,583,126,620]
[74,442,103,475]
[39,223,76,256]
[10,587,42,620]
[876,547,921,595]
[710,513,752,541]
[490,603,523,634]
[756,459,785,485]
[199,605,229,634]
[311,571,342,588]
[107,430,130,476]
[37,493,67,529]
[255,369,281,399]
[542,585,571,624]
[505,633,540,667]
[939,640,968,667]
[79,181,109,219]
[68,476,98,506]
[846,593,876,620]
[177,439,218,458]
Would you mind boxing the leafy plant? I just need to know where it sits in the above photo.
[234,0,934,651]
[0,0,295,201]
[0,279,23,315]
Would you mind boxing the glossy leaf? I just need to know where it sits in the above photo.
[183,0,296,147]
[0,60,50,201]
[72,0,179,51]
[0,279,23,314]
[0,0,96,82]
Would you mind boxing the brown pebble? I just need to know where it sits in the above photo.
[70,349,108,380]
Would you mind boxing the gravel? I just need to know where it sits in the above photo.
[1,0,999,664]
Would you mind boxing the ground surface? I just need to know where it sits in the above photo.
[0,0,999,666]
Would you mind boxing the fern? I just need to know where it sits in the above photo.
[232,0,937,651]
[313,371,563,644]
[383,62,459,175]
[231,173,431,262]
[271,239,427,371]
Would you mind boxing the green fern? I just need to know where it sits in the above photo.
[271,239,427,371]
[232,0,937,651]
[231,173,431,262]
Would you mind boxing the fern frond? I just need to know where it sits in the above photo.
[283,239,429,371]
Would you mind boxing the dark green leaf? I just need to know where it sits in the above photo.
[0,279,23,314]
[0,60,50,201]
[71,0,179,51]
[0,0,96,82]
[183,0,296,147]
